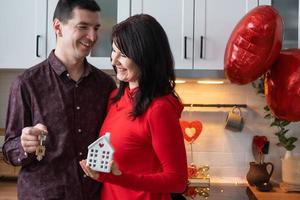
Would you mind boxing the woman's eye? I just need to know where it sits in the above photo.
[120,53,127,58]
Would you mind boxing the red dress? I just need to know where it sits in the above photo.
[97,87,187,200]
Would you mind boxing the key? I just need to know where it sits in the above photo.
[36,131,46,161]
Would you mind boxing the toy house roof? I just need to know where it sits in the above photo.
[88,132,114,152]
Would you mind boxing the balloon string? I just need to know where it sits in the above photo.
[190,142,193,163]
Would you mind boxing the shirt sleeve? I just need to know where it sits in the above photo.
[2,76,35,166]
[97,99,188,193]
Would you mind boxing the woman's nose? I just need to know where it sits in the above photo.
[111,53,119,65]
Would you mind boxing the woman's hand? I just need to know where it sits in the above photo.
[79,160,100,180]
[79,160,122,180]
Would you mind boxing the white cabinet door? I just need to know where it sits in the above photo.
[131,0,193,69]
[132,0,255,70]
[0,0,47,68]
[47,0,130,69]
[194,0,248,69]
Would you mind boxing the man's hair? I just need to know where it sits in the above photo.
[53,0,101,23]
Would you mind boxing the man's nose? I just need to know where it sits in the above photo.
[87,29,97,42]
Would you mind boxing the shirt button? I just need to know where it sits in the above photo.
[78,129,82,133]
[66,73,70,77]
[83,174,87,178]
[76,106,80,110]
[79,152,83,156]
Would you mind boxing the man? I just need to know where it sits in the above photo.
[2,0,116,199]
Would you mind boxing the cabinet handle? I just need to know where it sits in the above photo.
[200,36,204,59]
[184,36,187,59]
[36,35,41,57]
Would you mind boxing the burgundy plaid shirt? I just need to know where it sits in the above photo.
[2,51,116,200]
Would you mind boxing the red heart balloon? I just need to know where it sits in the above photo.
[180,120,203,143]
[224,6,283,84]
[265,49,300,121]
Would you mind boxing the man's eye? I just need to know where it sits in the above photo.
[77,26,88,30]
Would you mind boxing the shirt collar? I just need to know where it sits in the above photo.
[48,50,92,77]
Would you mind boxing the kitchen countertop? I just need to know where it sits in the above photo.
[248,185,300,200]
[183,183,256,200]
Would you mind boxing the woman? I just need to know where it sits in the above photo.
[80,14,187,200]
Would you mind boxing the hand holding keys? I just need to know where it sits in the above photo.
[35,131,47,161]
[21,123,48,161]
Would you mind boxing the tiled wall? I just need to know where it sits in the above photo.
[176,81,300,183]
[0,71,300,183]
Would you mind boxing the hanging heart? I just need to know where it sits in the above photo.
[180,120,203,143]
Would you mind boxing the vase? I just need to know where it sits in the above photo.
[282,150,300,185]
[246,162,274,186]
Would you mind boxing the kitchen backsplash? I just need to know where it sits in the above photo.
[0,71,299,183]
[176,81,300,183]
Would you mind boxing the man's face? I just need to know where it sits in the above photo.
[55,7,101,60]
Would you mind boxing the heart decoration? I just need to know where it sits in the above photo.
[252,135,268,153]
[180,120,203,143]
[99,143,104,148]
[187,164,198,178]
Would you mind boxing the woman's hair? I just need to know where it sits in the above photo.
[111,14,179,118]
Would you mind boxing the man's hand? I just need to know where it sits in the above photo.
[20,123,48,153]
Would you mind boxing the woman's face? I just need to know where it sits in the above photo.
[111,42,140,89]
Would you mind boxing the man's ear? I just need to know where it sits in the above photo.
[53,18,62,37]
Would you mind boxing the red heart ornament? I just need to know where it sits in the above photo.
[253,135,267,152]
[180,120,203,143]
[99,143,104,148]
[187,164,198,178]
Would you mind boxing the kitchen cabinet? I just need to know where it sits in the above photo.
[132,0,258,70]
[47,0,130,69]
[0,0,47,69]
[260,0,300,49]
[0,0,130,69]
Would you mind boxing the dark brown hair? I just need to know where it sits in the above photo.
[53,0,101,23]
[111,14,178,117]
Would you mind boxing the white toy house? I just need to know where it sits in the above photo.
[87,132,114,173]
